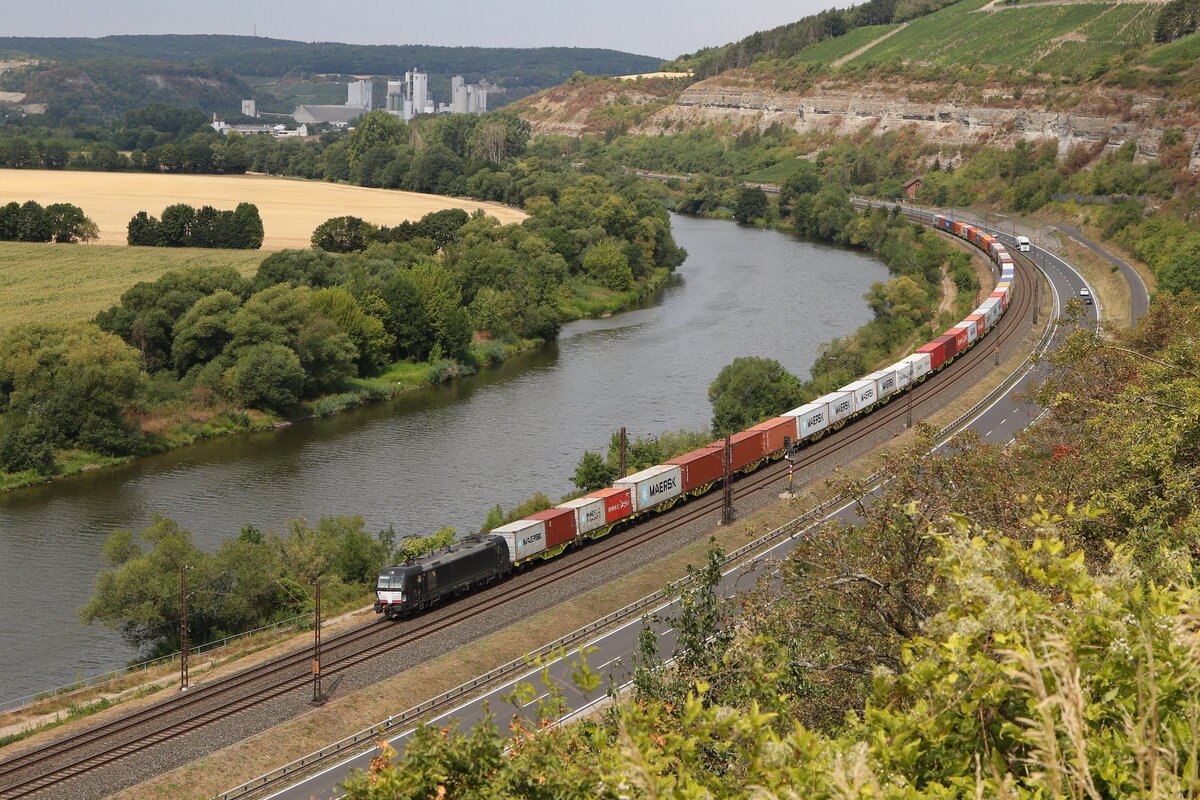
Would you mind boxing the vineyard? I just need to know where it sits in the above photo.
[790,0,1162,74]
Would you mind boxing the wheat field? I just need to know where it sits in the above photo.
[0,169,527,249]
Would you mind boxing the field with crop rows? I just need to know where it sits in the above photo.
[0,169,526,249]
[0,242,264,329]
[847,1,1156,73]
[790,24,900,63]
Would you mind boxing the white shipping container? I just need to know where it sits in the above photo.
[956,319,978,344]
[979,298,1002,326]
[556,496,607,536]
[865,368,899,399]
[784,401,830,439]
[815,389,856,425]
[844,379,878,412]
[492,518,547,562]
[893,353,932,389]
[614,464,682,513]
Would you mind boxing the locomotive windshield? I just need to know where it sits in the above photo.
[377,573,403,590]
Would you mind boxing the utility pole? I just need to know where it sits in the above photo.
[906,387,914,429]
[312,581,323,705]
[618,427,627,477]
[721,435,735,525]
[179,564,191,691]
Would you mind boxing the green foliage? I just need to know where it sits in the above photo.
[571,451,617,493]
[0,200,96,243]
[481,493,552,531]
[708,356,803,436]
[125,203,264,249]
[223,342,305,412]
[396,526,457,561]
[731,185,769,224]
[311,216,378,253]
[80,514,393,656]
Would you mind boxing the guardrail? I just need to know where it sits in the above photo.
[215,220,1061,800]
[0,614,310,716]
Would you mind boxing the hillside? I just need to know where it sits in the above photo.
[0,36,664,115]
[513,1,1200,172]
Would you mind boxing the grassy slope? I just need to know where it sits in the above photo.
[0,243,264,329]
[789,24,900,64]
[781,0,1158,74]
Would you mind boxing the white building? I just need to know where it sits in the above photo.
[241,99,257,118]
[347,79,373,111]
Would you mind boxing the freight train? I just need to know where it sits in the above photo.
[374,215,1016,619]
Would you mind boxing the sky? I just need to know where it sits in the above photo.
[3,0,845,60]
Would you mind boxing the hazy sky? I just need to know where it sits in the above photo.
[3,0,844,60]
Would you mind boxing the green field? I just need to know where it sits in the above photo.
[841,0,1156,74]
[789,24,900,64]
[0,242,264,329]
[244,75,348,108]
[1146,29,1200,66]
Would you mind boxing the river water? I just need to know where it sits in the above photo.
[0,214,888,704]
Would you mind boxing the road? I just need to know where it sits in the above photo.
[257,219,1095,800]
[1051,222,1149,325]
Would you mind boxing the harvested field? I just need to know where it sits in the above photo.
[0,169,526,249]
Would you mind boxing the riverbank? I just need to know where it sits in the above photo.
[0,265,674,493]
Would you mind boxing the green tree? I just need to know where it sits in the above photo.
[126,210,159,246]
[44,203,98,243]
[231,202,264,249]
[732,185,769,224]
[310,287,394,375]
[581,240,634,291]
[707,356,803,436]
[572,450,617,493]
[223,342,305,412]
[311,216,377,253]
[344,110,407,170]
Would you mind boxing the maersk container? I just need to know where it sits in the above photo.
[843,378,878,412]
[726,429,769,471]
[614,464,682,513]
[528,508,577,549]
[747,416,796,455]
[667,447,724,493]
[815,389,856,426]
[954,319,978,344]
[588,487,633,524]
[492,518,547,563]
[784,401,830,439]
[557,495,607,536]
[966,312,987,336]
[864,367,899,399]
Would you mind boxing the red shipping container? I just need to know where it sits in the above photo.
[726,429,769,471]
[587,487,633,523]
[990,289,1009,310]
[747,416,796,455]
[917,337,950,370]
[966,313,987,336]
[941,328,967,355]
[528,508,576,549]
[667,447,725,493]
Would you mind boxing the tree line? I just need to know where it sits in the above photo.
[0,200,98,243]
[127,202,264,249]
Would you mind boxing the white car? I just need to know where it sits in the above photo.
[1079,287,1093,305]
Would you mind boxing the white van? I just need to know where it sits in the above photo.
[1016,235,1031,252]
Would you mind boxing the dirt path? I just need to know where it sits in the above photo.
[937,267,957,316]
[831,22,909,67]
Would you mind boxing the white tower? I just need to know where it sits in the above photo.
[347,79,373,110]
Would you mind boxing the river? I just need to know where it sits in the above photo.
[0,214,888,704]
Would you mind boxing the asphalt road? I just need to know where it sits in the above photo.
[261,219,1094,800]
[1051,222,1149,325]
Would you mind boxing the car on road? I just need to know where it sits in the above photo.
[1079,287,1093,304]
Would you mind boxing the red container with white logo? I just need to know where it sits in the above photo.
[587,487,633,524]
[917,337,951,370]
[528,507,577,549]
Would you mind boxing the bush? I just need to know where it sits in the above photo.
[224,343,305,412]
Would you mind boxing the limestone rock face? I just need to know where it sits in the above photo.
[635,80,1193,163]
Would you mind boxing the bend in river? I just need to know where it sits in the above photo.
[0,214,889,703]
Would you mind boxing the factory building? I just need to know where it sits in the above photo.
[347,79,373,111]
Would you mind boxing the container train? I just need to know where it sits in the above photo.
[374,215,1017,619]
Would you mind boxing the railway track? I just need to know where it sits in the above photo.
[0,253,1036,800]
